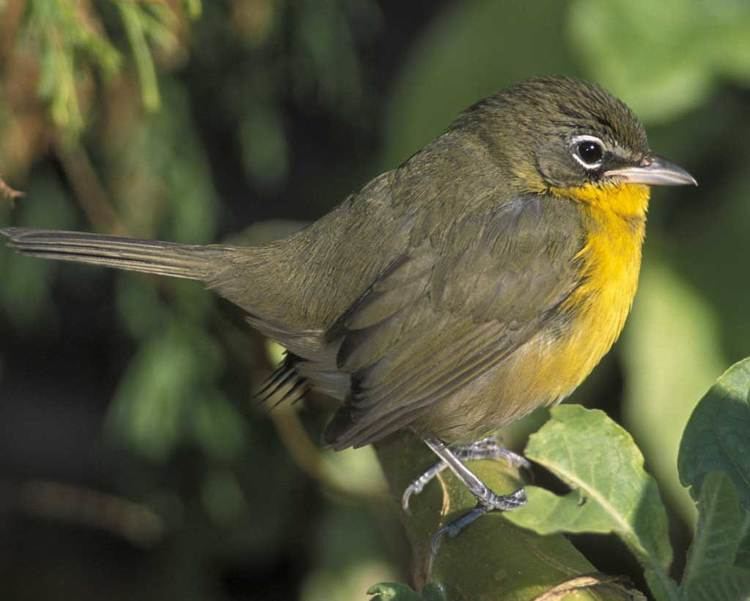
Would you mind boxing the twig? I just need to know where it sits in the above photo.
[532,575,645,601]
[0,175,23,200]
[53,138,127,234]
[269,407,387,505]
[0,0,26,61]
[16,479,165,547]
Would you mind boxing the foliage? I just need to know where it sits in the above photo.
[367,582,446,601]
[678,359,750,508]
[373,360,750,600]
[568,0,750,122]
[505,406,675,598]
[367,264,750,598]
[375,430,639,601]
[678,359,750,600]
[21,0,198,135]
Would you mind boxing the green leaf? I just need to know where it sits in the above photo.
[116,1,162,111]
[26,0,122,134]
[678,358,750,509]
[105,319,232,461]
[190,392,245,461]
[682,472,746,593]
[644,570,682,601]
[567,0,750,123]
[367,582,445,601]
[505,405,678,600]
[200,469,248,525]
[684,566,750,601]
[182,0,202,20]
[366,583,422,601]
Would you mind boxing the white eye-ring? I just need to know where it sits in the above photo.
[571,134,605,170]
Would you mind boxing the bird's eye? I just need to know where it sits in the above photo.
[571,136,605,169]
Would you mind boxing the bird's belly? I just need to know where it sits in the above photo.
[418,213,645,443]
[416,320,620,443]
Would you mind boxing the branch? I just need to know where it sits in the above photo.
[53,138,126,234]
[375,432,644,600]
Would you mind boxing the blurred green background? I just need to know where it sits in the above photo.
[0,1,748,599]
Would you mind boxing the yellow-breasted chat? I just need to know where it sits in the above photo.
[0,75,696,537]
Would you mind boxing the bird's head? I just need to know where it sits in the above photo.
[454,76,696,218]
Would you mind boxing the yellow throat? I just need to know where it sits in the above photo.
[552,182,650,393]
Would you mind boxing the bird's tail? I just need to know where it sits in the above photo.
[0,227,233,281]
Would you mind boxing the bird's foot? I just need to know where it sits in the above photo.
[401,436,530,512]
[410,437,529,559]
[430,487,527,556]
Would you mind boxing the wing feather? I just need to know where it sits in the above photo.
[324,195,585,449]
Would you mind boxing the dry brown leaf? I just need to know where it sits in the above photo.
[532,574,646,601]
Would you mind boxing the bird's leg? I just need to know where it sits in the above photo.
[415,437,528,556]
[401,436,530,512]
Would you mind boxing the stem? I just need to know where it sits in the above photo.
[54,138,126,234]
[375,432,645,599]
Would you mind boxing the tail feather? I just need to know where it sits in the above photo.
[0,227,232,281]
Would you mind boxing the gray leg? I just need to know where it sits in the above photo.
[402,436,530,512]
[411,437,528,556]
[453,437,530,469]
[422,437,527,510]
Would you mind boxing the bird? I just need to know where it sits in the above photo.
[0,76,696,538]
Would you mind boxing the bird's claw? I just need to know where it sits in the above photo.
[430,487,527,556]
[402,437,529,513]
[482,486,527,511]
[402,462,448,513]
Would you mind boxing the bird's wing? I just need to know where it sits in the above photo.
[323,195,585,449]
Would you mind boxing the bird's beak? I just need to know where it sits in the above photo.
[604,155,697,186]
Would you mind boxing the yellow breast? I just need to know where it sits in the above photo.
[545,182,650,397]
[419,182,651,440]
